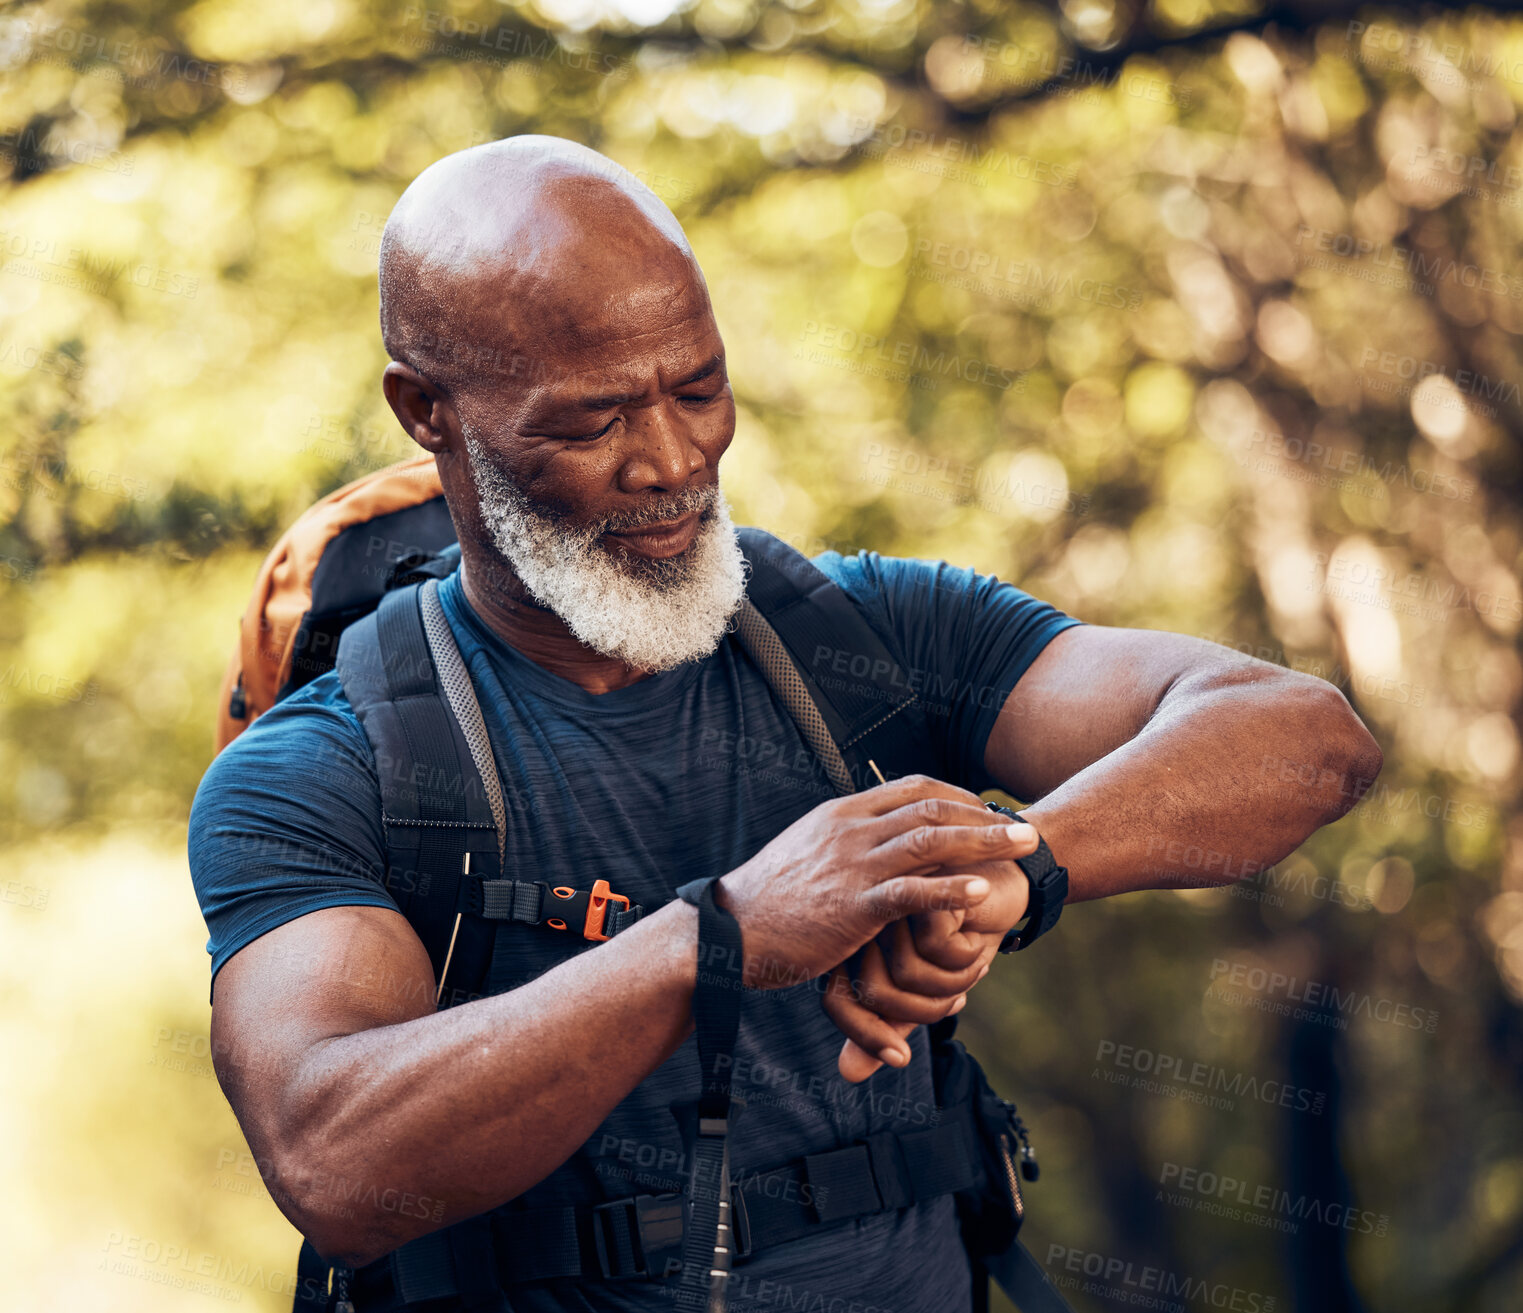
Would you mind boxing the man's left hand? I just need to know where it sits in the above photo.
[821,839,1033,1082]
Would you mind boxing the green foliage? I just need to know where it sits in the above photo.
[2,1,1521,1307]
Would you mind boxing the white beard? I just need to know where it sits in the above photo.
[464,435,749,673]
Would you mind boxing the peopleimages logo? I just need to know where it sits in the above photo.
[1208,959,1439,1034]
[1094,1040,1326,1115]
[1235,426,1475,502]
[1294,224,1523,299]
[859,440,1088,518]
[1045,1244,1275,1312]
[910,239,1145,311]
[1311,553,1523,625]
[798,320,1022,391]
[1346,20,1523,88]
[1159,1163,1390,1237]
[1356,347,1521,413]
[1407,144,1523,191]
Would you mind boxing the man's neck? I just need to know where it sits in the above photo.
[457,548,656,695]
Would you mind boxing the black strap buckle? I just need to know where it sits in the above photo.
[591,1193,685,1279]
[728,1181,752,1260]
[385,549,452,591]
[541,884,589,934]
[587,1183,751,1280]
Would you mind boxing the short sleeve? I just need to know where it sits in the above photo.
[187,673,398,999]
[813,550,1081,793]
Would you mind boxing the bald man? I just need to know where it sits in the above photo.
[189,137,1382,1312]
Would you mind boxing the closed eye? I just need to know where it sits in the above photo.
[569,416,620,441]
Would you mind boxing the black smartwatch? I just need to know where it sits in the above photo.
[985,802,1068,952]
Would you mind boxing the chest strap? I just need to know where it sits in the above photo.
[462,876,644,942]
[345,1111,979,1307]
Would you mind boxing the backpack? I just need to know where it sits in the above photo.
[216,453,451,750]
[217,457,1072,1313]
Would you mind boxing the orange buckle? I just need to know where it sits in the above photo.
[545,881,630,941]
[584,878,630,941]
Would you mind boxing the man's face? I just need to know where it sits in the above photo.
[448,255,748,671]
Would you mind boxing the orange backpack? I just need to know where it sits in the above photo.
[214,453,453,751]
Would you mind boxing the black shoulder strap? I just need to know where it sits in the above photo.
[342,530,938,993]
[338,530,938,996]
[736,528,932,791]
[335,530,939,987]
[321,535,1067,1313]
[336,581,500,1005]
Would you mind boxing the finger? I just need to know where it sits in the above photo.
[838,1039,884,1084]
[908,907,982,970]
[886,917,985,994]
[855,873,996,923]
[907,926,980,974]
[912,926,985,971]
[822,968,920,1067]
[838,1021,915,1084]
[838,1012,963,1084]
[910,905,966,937]
[905,905,976,970]
[855,939,968,1024]
[850,774,984,817]
[870,794,1014,837]
[871,820,1039,878]
[959,872,1031,938]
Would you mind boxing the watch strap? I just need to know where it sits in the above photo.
[986,804,1068,952]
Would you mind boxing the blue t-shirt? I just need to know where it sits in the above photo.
[189,549,1079,1313]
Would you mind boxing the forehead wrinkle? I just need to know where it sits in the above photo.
[517,326,725,418]
[469,277,715,408]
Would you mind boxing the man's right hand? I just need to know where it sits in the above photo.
[715,775,1032,989]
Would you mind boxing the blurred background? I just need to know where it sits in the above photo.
[2,0,1521,1309]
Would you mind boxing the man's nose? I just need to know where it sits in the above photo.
[616,401,708,492]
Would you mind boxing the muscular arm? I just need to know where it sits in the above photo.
[211,898,701,1270]
[208,778,1025,1268]
[826,627,1384,1080]
[985,626,1385,899]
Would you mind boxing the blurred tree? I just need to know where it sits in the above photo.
[2,1,1520,1309]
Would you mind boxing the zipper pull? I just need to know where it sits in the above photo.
[332,1264,354,1313]
[1019,1140,1039,1182]
[1002,1098,1040,1181]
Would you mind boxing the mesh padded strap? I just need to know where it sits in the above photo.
[732,600,854,796]
[335,591,499,995]
[456,1118,984,1295]
[736,528,926,789]
[335,1115,993,1304]
[419,579,507,867]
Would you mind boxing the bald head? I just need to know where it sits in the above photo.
[379,136,701,389]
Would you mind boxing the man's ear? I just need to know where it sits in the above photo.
[383,361,454,455]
